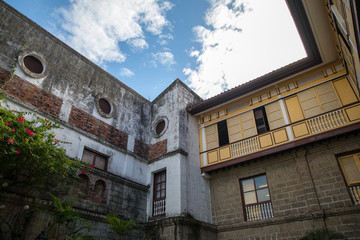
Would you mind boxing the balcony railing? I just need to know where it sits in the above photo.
[349,185,360,205]
[201,103,360,168]
[153,199,166,217]
[245,202,274,221]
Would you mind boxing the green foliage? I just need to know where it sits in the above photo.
[106,215,139,238]
[0,101,86,191]
[48,194,93,240]
[300,228,344,240]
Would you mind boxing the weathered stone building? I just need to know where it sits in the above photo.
[1,0,360,239]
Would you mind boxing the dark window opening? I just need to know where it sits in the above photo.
[99,98,111,114]
[254,107,270,134]
[217,120,229,147]
[155,120,165,135]
[24,55,43,74]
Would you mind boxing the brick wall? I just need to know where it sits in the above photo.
[149,139,167,160]
[0,67,62,118]
[134,139,167,160]
[209,132,360,239]
[68,106,128,149]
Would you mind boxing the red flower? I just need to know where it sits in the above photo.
[25,127,34,136]
[90,165,95,169]
[7,138,14,144]
[17,117,25,123]
[16,150,20,154]
[6,122,10,126]
[45,118,49,122]
[54,138,59,144]
[10,128,15,132]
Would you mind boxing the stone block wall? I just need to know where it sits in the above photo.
[209,131,360,239]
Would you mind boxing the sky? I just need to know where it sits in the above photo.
[4,0,306,101]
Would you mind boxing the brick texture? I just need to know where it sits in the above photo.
[149,139,167,160]
[0,67,62,118]
[210,132,360,240]
[68,106,128,149]
[134,139,167,160]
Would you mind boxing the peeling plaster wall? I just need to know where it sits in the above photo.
[148,82,212,223]
[0,3,152,145]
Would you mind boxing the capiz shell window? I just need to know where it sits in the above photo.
[82,148,108,171]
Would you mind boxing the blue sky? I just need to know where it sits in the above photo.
[4,0,306,101]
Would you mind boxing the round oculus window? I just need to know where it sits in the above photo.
[99,98,111,115]
[18,52,47,79]
[95,96,116,118]
[153,117,168,137]
[23,55,44,74]
[155,119,165,135]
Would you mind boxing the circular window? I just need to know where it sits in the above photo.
[18,52,47,79]
[155,120,165,135]
[153,117,168,138]
[24,55,43,74]
[99,98,111,114]
[95,96,116,118]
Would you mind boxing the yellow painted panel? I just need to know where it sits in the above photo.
[199,128,203,152]
[243,128,257,139]
[270,118,286,130]
[259,134,273,149]
[318,91,338,103]
[229,132,242,143]
[315,82,333,95]
[208,151,219,164]
[219,147,231,160]
[242,119,255,130]
[292,123,309,138]
[207,141,219,150]
[228,124,241,134]
[240,111,254,121]
[322,99,341,112]
[304,106,322,118]
[285,96,304,123]
[205,125,218,150]
[345,105,360,122]
[206,133,217,142]
[205,124,217,135]
[301,98,319,110]
[227,115,240,126]
[273,129,288,144]
[298,89,315,101]
[334,78,358,105]
[200,153,204,167]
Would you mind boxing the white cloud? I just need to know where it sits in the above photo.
[184,0,307,99]
[119,67,135,77]
[56,0,172,64]
[152,51,176,66]
[128,38,149,50]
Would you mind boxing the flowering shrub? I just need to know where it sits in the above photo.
[0,101,86,191]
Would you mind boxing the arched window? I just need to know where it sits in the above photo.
[92,180,107,204]
[73,174,90,199]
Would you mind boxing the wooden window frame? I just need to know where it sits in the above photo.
[254,107,270,134]
[337,151,360,205]
[153,170,166,217]
[239,174,273,221]
[82,147,109,171]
